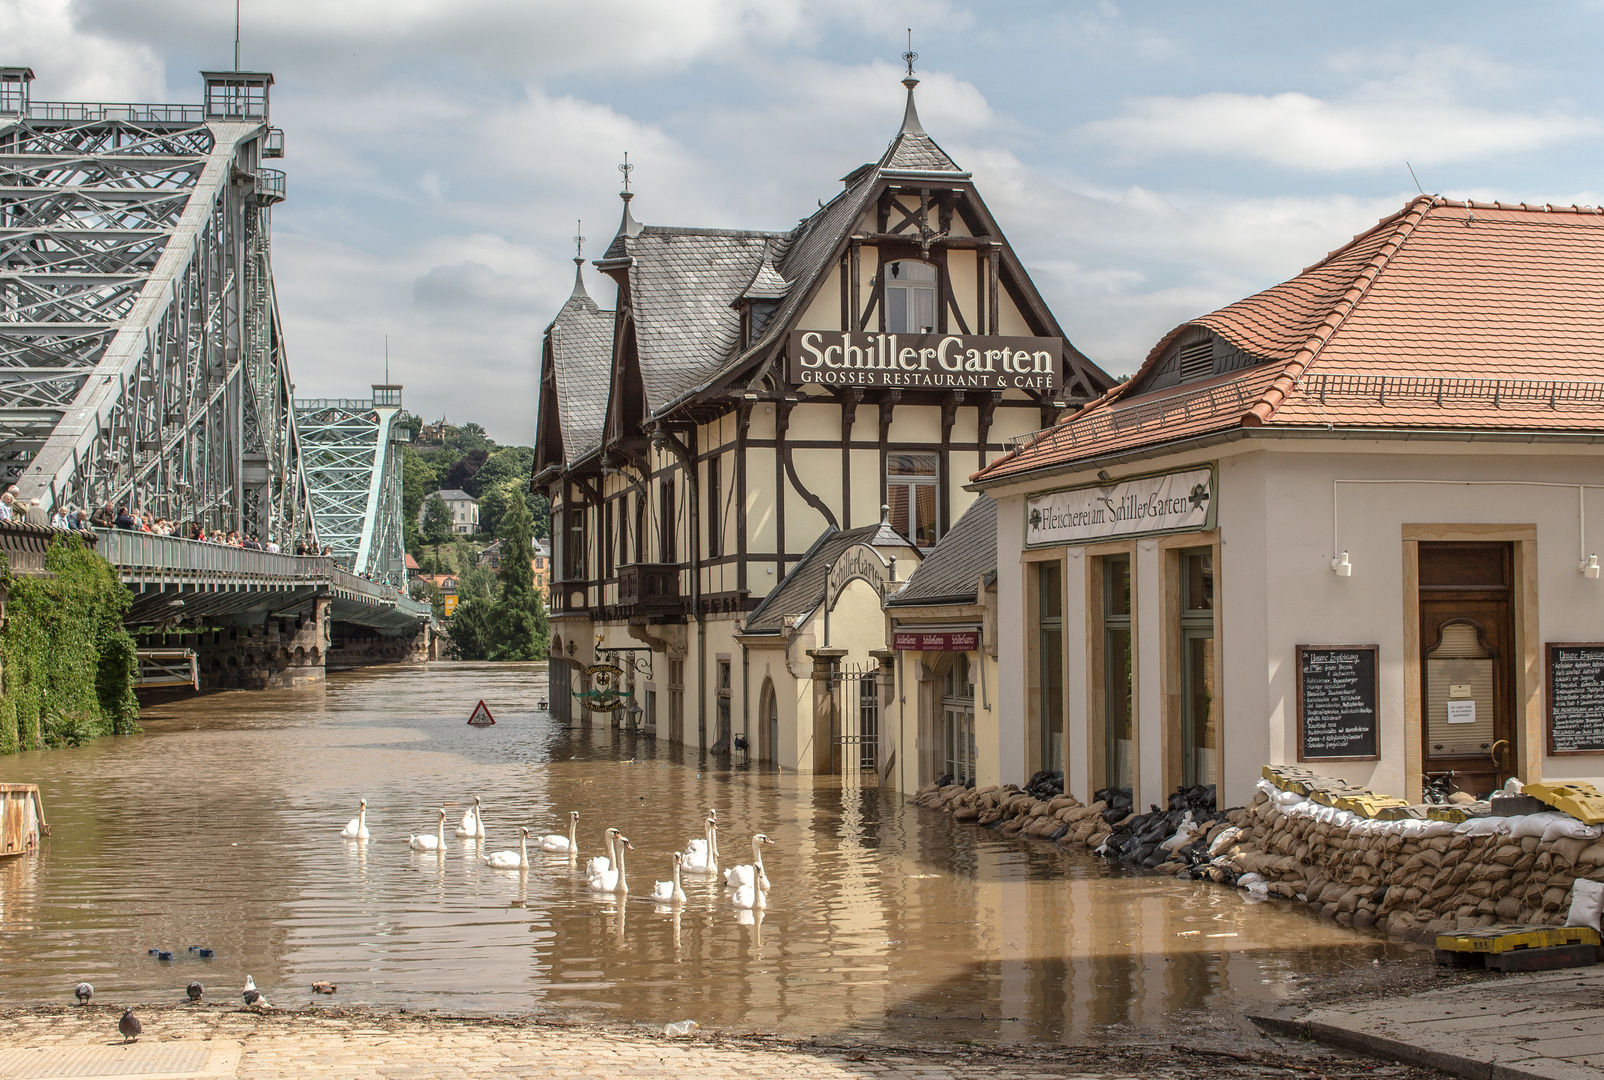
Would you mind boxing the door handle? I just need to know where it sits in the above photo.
[1490,739,1510,770]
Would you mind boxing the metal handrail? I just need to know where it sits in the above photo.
[23,102,206,124]
[93,528,331,580]
[256,168,286,197]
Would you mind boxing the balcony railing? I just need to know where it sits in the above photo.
[618,562,686,618]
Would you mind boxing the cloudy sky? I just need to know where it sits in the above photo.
[7,1,1603,443]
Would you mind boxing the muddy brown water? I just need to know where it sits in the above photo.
[0,663,1423,1044]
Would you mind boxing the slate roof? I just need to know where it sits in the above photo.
[431,489,475,502]
[887,495,996,606]
[744,518,912,634]
[618,227,788,410]
[739,244,792,300]
[975,196,1604,484]
[547,277,614,463]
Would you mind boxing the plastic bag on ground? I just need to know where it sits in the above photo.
[664,1020,699,1037]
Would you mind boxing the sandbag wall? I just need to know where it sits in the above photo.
[911,777,1604,941]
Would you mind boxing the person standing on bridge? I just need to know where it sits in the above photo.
[49,507,68,530]
[114,506,134,530]
[92,503,115,528]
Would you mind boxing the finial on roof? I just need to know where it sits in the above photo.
[614,152,643,239]
[899,30,925,136]
[568,219,589,300]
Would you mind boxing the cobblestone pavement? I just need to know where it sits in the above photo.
[0,1005,1444,1080]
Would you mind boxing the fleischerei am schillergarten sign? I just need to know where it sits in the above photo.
[1025,466,1215,546]
[788,331,1062,390]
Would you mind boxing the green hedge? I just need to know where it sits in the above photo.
[0,536,140,754]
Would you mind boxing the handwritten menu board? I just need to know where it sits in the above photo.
[1297,645,1380,761]
[1547,643,1604,755]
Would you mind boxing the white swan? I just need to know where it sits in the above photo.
[589,833,631,894]
[539,811,579,853]
[586,828,618,880]
[652,851,688,905]
[724,833,775,891]
[409,809,446,851]
[683,817,719,875]
[340,799,369,840]
[456,796,485,839]
[730,880,766,910]
[484,827,530,870]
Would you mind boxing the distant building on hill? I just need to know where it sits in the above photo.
[476,537,551,602]
[420,489,478,534]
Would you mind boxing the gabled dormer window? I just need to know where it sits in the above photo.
[885,260,936,334]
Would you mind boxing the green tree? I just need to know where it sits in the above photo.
[443,422,491,456]
[402,446,438,554]
[527,490,551,540]
[485,496,549,661]
[420,493,453,546]
[447,595,495,660]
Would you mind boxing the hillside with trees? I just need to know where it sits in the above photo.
[399,417,550,661]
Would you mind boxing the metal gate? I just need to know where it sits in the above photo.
[833,663,882,779]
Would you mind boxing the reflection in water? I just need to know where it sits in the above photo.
[0,663,1421,1043]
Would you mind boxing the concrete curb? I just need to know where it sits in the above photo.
[1249,1010,1593,1080]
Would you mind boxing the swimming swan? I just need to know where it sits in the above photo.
[652,851,688,905]
[340,799,369,840]
[409,809,447,851]
[484,826,530,870]
[683,817,719,875]
[730,880,766,910]
[456,796,485,838]
[586,828,618,880]
[539,810,579,853]
[589,833,631,894]
[724,833,775,891]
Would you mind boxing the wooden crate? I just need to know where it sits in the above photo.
[0,784,46,858]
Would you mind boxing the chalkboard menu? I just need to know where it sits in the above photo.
[1296,644,1380,761]
[1547,643,1604,755]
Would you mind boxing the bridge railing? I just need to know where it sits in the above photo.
[21,102,207,124]
[93,528,332,581]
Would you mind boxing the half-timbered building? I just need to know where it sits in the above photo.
[534,65,1112,773]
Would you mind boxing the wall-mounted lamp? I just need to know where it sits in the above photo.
[1584,554,1600,579]
[1331,551,1352,577]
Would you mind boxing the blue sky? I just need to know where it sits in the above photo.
[6,1,1602,442]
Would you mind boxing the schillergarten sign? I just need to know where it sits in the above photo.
[1026,467,1214,546]
[788,331,1062,391]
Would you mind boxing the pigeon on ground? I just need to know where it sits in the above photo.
[187,982,204,1002]
[119,1008,142,1043]
[311,982,336,994]
[73,982,92,1005]
[242,975,270,1009]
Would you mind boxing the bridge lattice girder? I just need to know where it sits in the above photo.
[295,397,406,584]
[0,95,310,543]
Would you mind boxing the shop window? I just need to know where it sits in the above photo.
[1102,554,1134,796]
[942,654,976,785]
[645,689,657,734]
[885,260,937,334]
[659,479,676,563]
[887,453,938,548]
[1180,549,1218,790]
[564,505,586,580]
[669,659,685,744]
[1038,561,1064,776]
[707,455,722,558]
[603,500,615,578]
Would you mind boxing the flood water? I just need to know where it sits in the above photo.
[0,663,1422,1044]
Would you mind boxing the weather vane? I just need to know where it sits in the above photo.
[573,220,584,260]
[903,29,917,78]
[618,153,633,194]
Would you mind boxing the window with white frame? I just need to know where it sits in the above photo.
[887,452,938,548]
[885,260,937,334]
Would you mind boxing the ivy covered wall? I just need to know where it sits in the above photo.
[0,536,140,754]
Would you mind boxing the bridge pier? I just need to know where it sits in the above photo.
[327,620,434,670]
[136,600,330,690]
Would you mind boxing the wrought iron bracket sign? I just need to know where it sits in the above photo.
[594,646,653,680]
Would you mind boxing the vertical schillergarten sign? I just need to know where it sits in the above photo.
[1025,466,1214,546]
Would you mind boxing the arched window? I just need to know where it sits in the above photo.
[885,260,937,334]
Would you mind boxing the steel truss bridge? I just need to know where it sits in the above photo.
[0,66,408,586]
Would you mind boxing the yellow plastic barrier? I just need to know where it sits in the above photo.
[1524,781,1604,826]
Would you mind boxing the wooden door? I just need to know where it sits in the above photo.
[1418,542,1516,798]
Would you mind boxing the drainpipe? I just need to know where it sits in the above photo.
[652,422,704,752]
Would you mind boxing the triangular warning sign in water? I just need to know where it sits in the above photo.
[467,700,496,726]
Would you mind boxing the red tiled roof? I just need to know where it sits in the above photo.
[976,196,1604,484]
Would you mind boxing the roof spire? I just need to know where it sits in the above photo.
[614,152,642,239]
[899,29,925,136]
[568,219,590,300]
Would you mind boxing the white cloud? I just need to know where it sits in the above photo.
[1083,46,1596,171]
[0,0,160,100]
